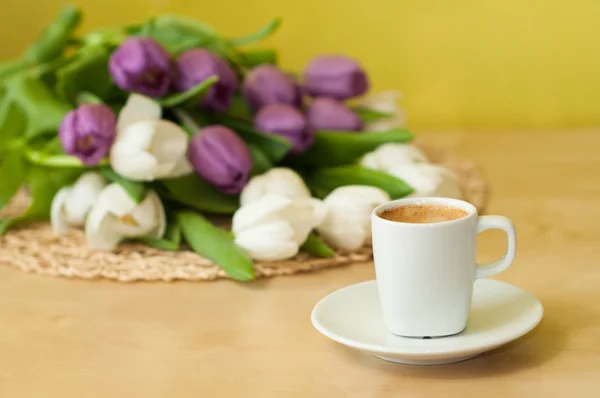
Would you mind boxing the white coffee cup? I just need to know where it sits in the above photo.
[371,197,517,337]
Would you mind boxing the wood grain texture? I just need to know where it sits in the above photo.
[1,129,599,397]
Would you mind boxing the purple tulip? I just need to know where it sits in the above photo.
[304,55,369,100]
[109,37,172,98]
[59,104,116,166]
[254,104,313,154]
[188,125,252,194]
[243,65,302,111]
[306,97,363,131]
[175,49,238,112]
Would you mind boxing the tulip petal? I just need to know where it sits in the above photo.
[149,190,167,237]
[148,120,191,179]
[167,156,193,178]
[318,223,366,251]
[315,185,390,250]
[358,91,406,131]
[240,167,311,206]
[85,202,124,250]
[284,198,326,245]
[360,143,428,172]
[63,172,107,226]
[50,187,73,234]
[130,190,165,237]
[318,207,368,250]
[99,183,137,217]
[309,198,328,225]
[234,220,299,261]
[322,200,372,234]
[110,120,160,181]
[151,160,179,180]
[388,164,462,199]
[111,119,193,181]
[149,120,188,162]
[117,94,162,132]
[110,146,158,181]
[359,90,400,113]
[114,119,156,149]
[231,194,293,233]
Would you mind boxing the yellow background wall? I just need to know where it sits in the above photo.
[1,0,599,129]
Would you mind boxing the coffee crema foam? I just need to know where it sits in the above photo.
[380,204,468,224]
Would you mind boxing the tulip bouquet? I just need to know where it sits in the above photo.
[0,7,463,281]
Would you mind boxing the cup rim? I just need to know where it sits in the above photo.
[372,197,478,227]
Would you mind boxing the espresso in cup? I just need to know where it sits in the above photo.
[380,204,468,224]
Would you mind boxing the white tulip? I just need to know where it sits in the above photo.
[361,143,428,172]
[85,183,166,250]
[110,94,192,181]
[116,93,162,132]
[358,90,406,132]
[240,167,311,206]
[317,185,390,250]
[51,172,108,233]
[233,194,326,261]
[388,164,462,199]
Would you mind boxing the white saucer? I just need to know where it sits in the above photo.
[311,279,543,366]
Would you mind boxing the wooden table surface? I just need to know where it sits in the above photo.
[1,130,599,397]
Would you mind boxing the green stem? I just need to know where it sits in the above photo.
[77,91,104,105]
[28,55,71,78]
[25,148,108,168]
[174,109,201,135]
[24,6,82,64]
[0,58,29,81]
[82,28,127,48]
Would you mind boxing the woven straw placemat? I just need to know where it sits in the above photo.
[0,145,489,282]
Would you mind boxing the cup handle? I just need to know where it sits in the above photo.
[476,215,517,279]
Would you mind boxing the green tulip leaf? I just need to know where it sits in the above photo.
[100,167,146,203]
[135,236,180,251]
[296,128,414,167]
[164,220,182,245]
[248,144,273,175]
[136,15,214,55]
[0,150,27,212]
[210,114,292,162]
[352,106,394,123]
[29,55,71,80]
[236,128,292,163]
[205,41,244,66]
[240,49,278,68]
[82,27,128,48]
[25,150,105,169]
[56,46,118,104]
[133,217,182,251]
[0,100,26,152]
[0,58,29,82]
[160,174,239,215]
[1,165,82,235]
[178,211,254,281]
[301,232,335,258]
[230,18,282,46]
[227,95,253,119]
[308,165,414,199]
[24,6,82,64]
[28,166,82,218]
[0,218,17,236]
[152,14,219,37]
[147,15,243,64]
[158,75,218,108]
[77,91,105,105]
[4,76,71,139]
